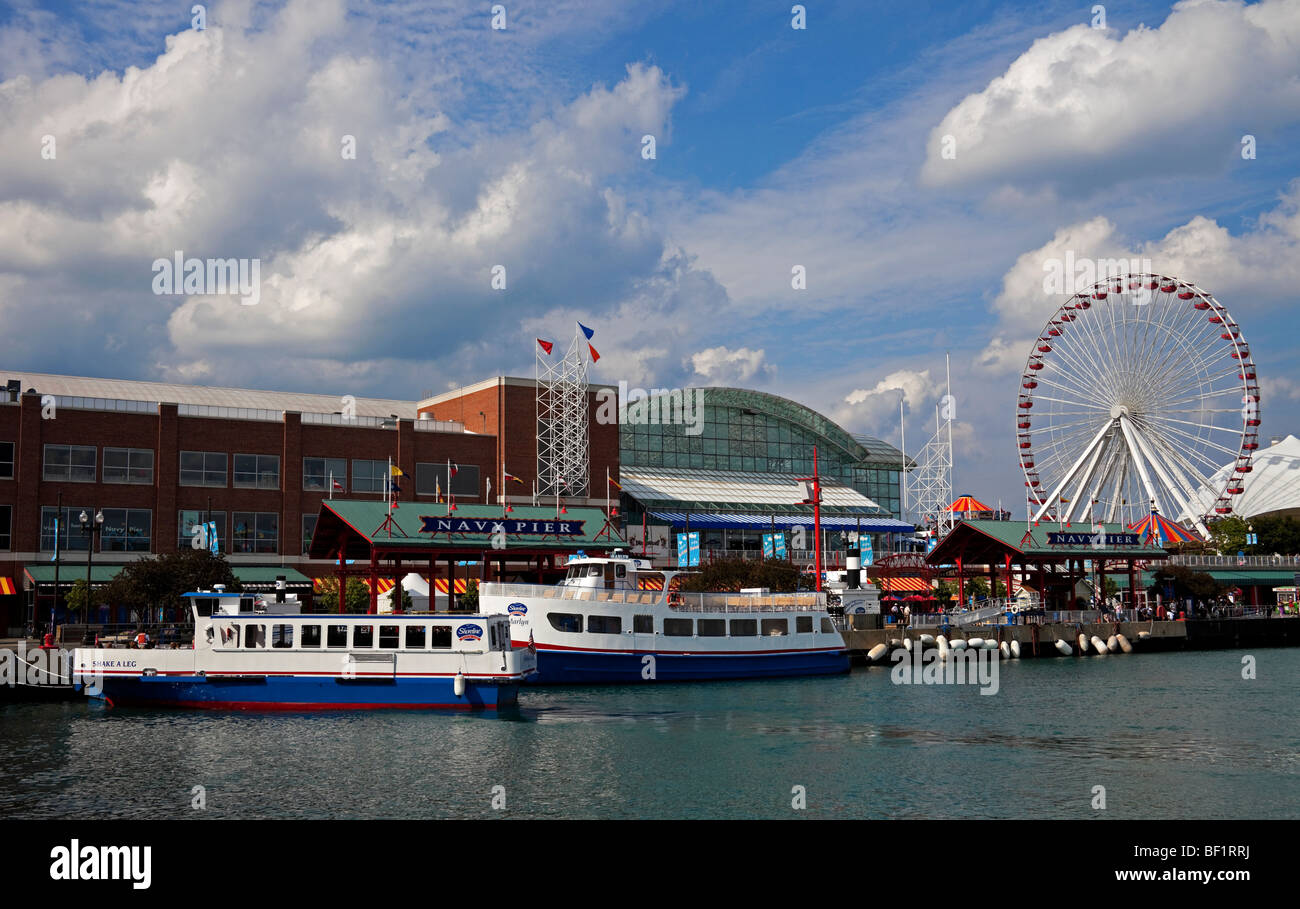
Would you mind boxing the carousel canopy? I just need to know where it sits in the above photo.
[1127,511,1199,547]
[948,495,992,513]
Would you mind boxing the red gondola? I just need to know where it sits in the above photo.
[1208,315,1222,323]
[1019,441,1031,449]
[1227,486,1244,495]
[1029,362,1044,370]
[1178,288,1195,299]
[1048,328,1061,336]
[1038,344,1052,352]
[1147,279,1159,289]
[1022,380,1038,388]
[1247,418,1261,427]
[1021,460,1034,468]
[1243,441,1258,450]
[1019,400,1033,409]
[1018,420,1031,429]
[1160,283,1176,293]
[1193,301,1210,310]
[1092,290,1108,300]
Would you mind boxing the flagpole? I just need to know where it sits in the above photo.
[386,457,393,538]
[447,458,452,517]
[329,470,334,501]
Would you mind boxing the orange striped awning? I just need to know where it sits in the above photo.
[876,577,932,593]
[312,576,469,595]
[0,577,16,596]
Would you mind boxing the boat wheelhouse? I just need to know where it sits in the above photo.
[479,549,848,683]
[73,590,534,710]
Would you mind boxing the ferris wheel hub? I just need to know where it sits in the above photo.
[1109,404,1129,420]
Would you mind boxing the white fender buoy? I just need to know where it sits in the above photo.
[937,637,950,660]
[919,634,935,644]
[1137,631,1151,640]
[952,639,968,651]
[1106,634,1119,653]
[968,637,985,649]
[1077,633,1088,652]
[889,638,902,647]
[453,671,466,697]
[984,640,998,650]
[1116,633,1133,653]
[903,638,913,652]
[936,634,948,648]
[1055,640,1072,656]
[867,643,889,663]
[999,641,1011,659]
[1010,640,1021,659]
[1091,635,1108,655]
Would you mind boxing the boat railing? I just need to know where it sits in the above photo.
[481,582,826,613]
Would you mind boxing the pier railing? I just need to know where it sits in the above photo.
[481,582,826,613]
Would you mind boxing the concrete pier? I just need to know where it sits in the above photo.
[845,618,1299,662]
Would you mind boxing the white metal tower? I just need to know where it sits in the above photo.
[536,326,591,499]
[904,355,955,539]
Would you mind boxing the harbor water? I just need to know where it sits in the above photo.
[1,648,1296,819]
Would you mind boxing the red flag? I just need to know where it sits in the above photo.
[588,343,600,363]
[333,480,344,491]
[537,339,553,355]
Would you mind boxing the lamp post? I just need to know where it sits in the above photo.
[79,509,104,624]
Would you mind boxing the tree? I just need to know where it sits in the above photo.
[1149,564,1223,601]
[459,580,479,611]
[676,558,801,593]
[63,578,100,623]
[1253,515,1300,555]
[100,550,239,625]
[1208,516,1248,555]
[313,577,371,614]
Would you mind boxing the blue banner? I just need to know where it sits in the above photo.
[762,534,774,558]
[688,531,700,567]
[677,533,689,567]
[863,536,874,566]
[774,533,786,559]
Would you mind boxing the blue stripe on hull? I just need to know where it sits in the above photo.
[87,676,517,710]
[531,649,849,684]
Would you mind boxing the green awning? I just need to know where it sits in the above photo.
[308,499,624,560]
[24,564,312,589]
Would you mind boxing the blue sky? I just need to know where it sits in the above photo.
[2,0,1299,517]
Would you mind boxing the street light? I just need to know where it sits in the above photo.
[79,510,104,624]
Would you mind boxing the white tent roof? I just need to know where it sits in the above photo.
[1184,434,1300,521]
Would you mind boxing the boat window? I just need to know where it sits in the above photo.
[548,613,583,633]
[378,625,400,649]
[615,564,626,579]
[820,618,835,634]
[663,618,693,637]
[796,616,813,634]
[220,624,240,647]
[271,624,294,648]
[406,625,427,649]
[353,625,374,648]
[633,615,653,634]
[588,566,602,578]
[245,624,266,648]
[301,625,322,648]
[239,597,254,613]
[587,614,621,634]
[761,619,788,637]
[430,625,451,649]
[698,619,726,637]
[192,597,217,617]
[326,625,348,647]
[729,619,757,636]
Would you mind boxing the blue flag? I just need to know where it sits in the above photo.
[578,321,594,340]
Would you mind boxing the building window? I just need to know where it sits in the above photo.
[351,459,387,493]
[0,505,10,550]
[302,515,318,555]
[233,454,280,489]
[180,451,227,487]
[0,441,13,479]
[100,509,152,552]
[43,444,97,482]
[303,457,346,492]
[178,510,226,551]
[416,462,480,498]
[40,506,90,551]
[232,512,278,554]
[102,448,154,484]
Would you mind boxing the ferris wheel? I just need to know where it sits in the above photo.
[1017,274,1259,537]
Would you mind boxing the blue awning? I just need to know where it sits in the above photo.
[647,511,915,532]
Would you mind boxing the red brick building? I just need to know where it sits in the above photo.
[0,372,618,634]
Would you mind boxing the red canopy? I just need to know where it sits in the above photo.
[948,495,992,513]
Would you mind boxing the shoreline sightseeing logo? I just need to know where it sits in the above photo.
[507,603,528,615]
[456,624,484,642]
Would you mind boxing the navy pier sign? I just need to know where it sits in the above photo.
[1046,531,1140,547]
[418,516,586,536]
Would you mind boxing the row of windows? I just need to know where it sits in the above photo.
[547,613,833,636]
[214,622,504,651]
[31,508,283,554]
[23,445,480,496]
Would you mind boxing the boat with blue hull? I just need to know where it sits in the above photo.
[480,550,849,683]
[73,590,535,711]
